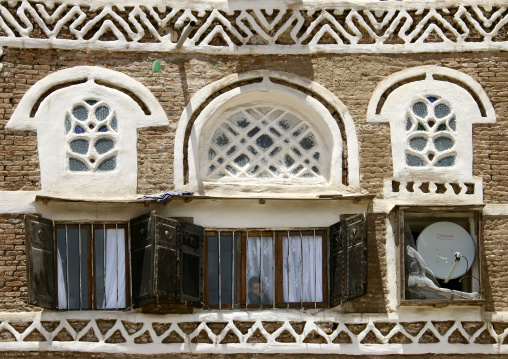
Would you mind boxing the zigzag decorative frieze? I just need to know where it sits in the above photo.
[0,1,508,53]
[1,312,508,354]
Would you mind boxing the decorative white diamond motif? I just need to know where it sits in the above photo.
[205,105,323,181]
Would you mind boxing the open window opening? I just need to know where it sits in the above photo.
[205,230,326,309]
[25,213,204,311]
[204,214,368,310]
[400,208,481,302]
[56,223,127,310]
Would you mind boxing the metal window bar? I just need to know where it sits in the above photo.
[286,230,290,309]
[231,230,235,308]
[78,223,82,310]
[91,223,94,309]
[65,224,69,309]
[103,223,106,310]
[314,229,317,308]
[218,230,221,309]
[272,230,275,309]
[245,230,249,309]
[259,233,262,309]
[115,223,119,310]
[299,230,303,309]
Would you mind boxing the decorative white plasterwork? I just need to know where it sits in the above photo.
[174,70,360,195]
[1,307,508,355]
[367,66,495,196]
[0,1,508,54]
[6,66,168,198]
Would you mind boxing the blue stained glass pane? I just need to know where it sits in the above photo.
[256,134,274,150]
[234,154,250,167]
[225,165,237,175]
[406,153,426,167]
[413,102,428,118]
[72,105,88,121]
[409,136,427,151]
[98,125,108,133]
[449,117,456,131]
[97,156,117,172]
[94,138,115,154]
[434,136,454,151]
[208,148,217,160]
[427,96,438,103]
[65,115,71,134]
[299,133,317,151]
[69,158,88,172]
[74,125,85,134]
[95,106,109,121]
[435,103,451,118]
[311,166,320,174]
[70,139,89,155]
[111,116,118,132]
[436,155,455,167]
[406,117,413,131]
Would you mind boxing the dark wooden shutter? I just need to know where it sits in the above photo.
[130,213,204,308]
[154,216,179,302]
[329,213,367,307]
[25,214,56,309]
[130,212,155,307]
[177,222,204,308]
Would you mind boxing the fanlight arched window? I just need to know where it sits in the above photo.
[174,71,360,195]
[203,103,324,181]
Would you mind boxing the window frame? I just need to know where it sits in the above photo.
[398,206,484,305]
[54,222,130,310]
[204,228,329,309]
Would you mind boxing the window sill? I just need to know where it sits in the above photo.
[400,299,485,308]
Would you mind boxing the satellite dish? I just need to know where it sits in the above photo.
[416,222,475,280]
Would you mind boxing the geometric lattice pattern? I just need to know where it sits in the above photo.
[1,315,508,353]
[405,96,456,168]
[206,105,323,181]
[1,2,508,54]
[65,99,118,172]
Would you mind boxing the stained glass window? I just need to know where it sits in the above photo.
[66,99,118,172]
[204,105,324,181]
[405,96,456,168]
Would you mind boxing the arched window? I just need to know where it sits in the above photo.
[367,66,496,201]
[174,71,360,195]
[7,66,168,197]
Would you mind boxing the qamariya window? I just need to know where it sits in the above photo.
[7,66,168,197]
[367,65,496,184]
[174,71,360,195]
[66,99,118,172]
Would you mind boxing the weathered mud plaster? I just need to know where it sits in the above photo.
[1,1,508,54]
[174,70,360,196]
[6,66,168,198]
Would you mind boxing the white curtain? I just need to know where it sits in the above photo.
[57,249,68,309]
[283,235,323,303]
[246,235,274,305]
[104,228,126,309]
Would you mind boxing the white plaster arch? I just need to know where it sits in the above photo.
[174,70,360,196]
[7,66,169,198]
[367,65,496,182]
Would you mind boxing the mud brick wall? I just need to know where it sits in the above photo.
[483,216,508,311]
[1,49,508,198]
[0,214,33,312]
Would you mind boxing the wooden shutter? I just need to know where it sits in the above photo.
[154,216,179,302]
[130,212,204,308]
[329,213,367,307]
[177,221,204,308]
[25,214,56,309]
[130,212,155,307]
